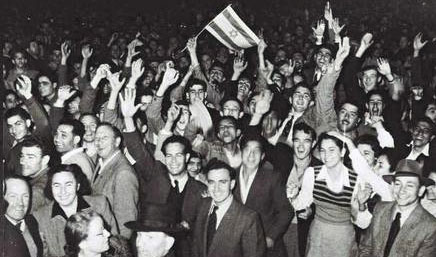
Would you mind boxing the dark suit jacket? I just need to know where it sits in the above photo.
[234,164,292,243]
[192,198,266,257]
[0,215,43,257]
[396,140,436,177]
[123,131,206,227]
[359,202,436,257]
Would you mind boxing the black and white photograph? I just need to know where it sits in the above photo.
[1,0,436,256]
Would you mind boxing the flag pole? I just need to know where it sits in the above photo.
[179,4,232,53]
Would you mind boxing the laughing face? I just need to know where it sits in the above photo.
[337,103,360,132]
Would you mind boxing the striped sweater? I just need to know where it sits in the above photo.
[313,165,358,224]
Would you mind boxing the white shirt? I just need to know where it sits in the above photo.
[290,149,393,229]
[169,173,189,193]
[223,147,242,169]
[209,195,234,229]
[394,203,419,227]
[239,166,258,204]
[5,215,25,232]
[406,142,430,160]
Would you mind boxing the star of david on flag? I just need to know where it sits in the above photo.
[204,5,260,50]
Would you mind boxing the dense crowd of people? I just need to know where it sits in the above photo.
[1,0,436,256]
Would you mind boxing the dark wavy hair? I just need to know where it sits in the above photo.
[44,164,91,200]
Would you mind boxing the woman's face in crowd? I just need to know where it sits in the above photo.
[319,138,343,168]
[80,217,110,255]
[51,171,79,207]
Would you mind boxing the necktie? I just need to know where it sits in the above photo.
[384,212,401,257]
[174,180,180,193]
[93,164,102,184]
[207,205,219,253]
[15,222,23,233]
[282,116,294,139]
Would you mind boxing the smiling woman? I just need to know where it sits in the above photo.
[32,164,119,257]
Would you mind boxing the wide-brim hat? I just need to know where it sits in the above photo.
[124,202,188,237]
[382,159,435,187]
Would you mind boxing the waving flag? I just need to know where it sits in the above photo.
[205,5,260,50]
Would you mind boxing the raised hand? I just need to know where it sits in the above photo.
[167,103,181,123]
[107,71,126,93]
[286,59,296,77]
[413,32,428,53]
[119,88,141,118]
[57,85,76,102]
[360,33,374,50]
[16,75,33,99]
[186,37,197,54]
[324,1,333,23]
[110,32,119,42]
[356,183,373,206]
[127,39,142,58]
[332,18,345,35]
[259,60,274,81]
[233,55,248,74]
[334,37,350,70]
[161,63,180,87]
[257,37,267,54]
[81,44,93,59]
[312,20,325,39]
[61,42,71,59]
[131,58,145,80]
[254,89,273,115]
[377,58,392,77]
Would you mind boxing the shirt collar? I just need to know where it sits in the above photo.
[408,141,430,156]
[210,194,233,214]
[51,196,90,219]
[316,163,350,187]
[98,150,120,170]
[61,147,84,163]
[4,215,25,230]
[169,173,189,192]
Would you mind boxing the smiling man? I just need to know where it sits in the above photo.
[359,159,436,257]
[1,175,44,257]
[192,160,266,257]
[398,117,436,176]
[54,119,94,181]
[284,123,322,257]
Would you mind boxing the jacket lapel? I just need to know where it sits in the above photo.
[393,204,425,248]
[208,200,238,255]
[244,168,265,205]
[378,203,397,252]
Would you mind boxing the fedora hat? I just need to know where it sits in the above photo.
[124,202,188,236]
[382,159,434,186]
